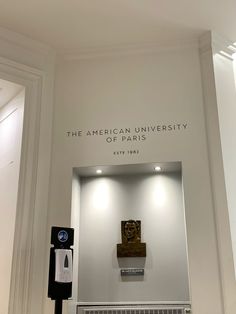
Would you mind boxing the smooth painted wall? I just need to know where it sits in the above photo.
[49,47,223,313]
[0,89,24,314]
[213,54,236,273]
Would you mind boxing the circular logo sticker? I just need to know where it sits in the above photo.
[58,230,68,243]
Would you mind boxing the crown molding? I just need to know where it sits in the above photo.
[59,38,199,61]
[199,31,235,61]
[212,32,236,60]
[0,27,56,70]
[0,27,54,56]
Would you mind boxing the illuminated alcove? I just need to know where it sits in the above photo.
[71,162,190,307]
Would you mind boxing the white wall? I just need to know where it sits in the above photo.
[70,173,81,314]
[213,54,236,273]
[49,46,223,314]
[77,172,189,302]
[0,89,24,314]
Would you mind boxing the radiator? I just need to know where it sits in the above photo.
[78,306,191,314]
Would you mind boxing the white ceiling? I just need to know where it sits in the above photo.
[0,79,24,109]
[0,0,235,52]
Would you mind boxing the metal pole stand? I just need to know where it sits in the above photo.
[55,299,63,314]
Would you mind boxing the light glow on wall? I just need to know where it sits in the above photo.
[233,55,236,90]
[151,176,167,207]
[91,178,110,210]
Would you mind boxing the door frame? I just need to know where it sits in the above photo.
[0,55,54,314]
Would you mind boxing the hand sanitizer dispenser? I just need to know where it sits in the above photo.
[48,226,74,314]
[55,249,73,283]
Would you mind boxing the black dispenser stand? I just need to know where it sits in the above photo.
[48,227,74,314]
[55,299,63,314]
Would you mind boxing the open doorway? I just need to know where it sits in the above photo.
[0,78,25,314]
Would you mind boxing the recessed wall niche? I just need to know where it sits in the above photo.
[71,162,190,304]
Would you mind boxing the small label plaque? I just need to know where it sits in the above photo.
[120,268,144,276]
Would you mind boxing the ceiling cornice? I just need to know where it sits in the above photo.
[0,27,55,70]
[199,31,235,61]
[0,27,54,56]
[59,38,199,61]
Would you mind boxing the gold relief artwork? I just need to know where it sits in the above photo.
[117,220,146,257]
[122,220,141,243]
